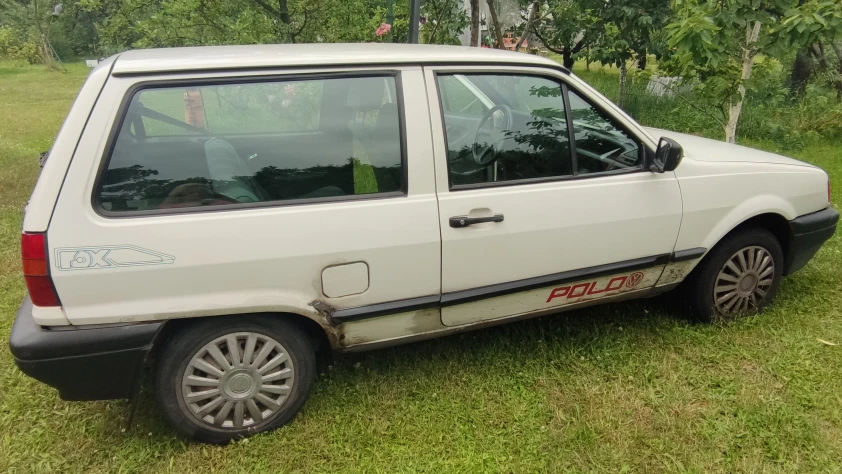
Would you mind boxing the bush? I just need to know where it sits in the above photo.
[576,63,842,150]
[0,27,42,65]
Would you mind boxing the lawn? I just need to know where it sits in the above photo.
[1,60,841,473]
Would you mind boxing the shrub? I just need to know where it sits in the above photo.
[0,27,42,65]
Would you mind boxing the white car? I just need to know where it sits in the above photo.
[10,44,838,443]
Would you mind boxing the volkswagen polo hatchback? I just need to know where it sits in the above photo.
[10,44,838,443]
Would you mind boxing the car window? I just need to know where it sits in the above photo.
[98,75,403,213]
[436,74,573,186]
[567,89,642,174]
[438,75,487,117]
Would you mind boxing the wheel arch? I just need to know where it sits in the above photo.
[696,192,796,261]
[680,211,791,287]
[148,311,336,365]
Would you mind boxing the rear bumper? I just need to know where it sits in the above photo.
[784,207,839,275]
[9,295,163,401]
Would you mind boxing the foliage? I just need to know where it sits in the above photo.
[530,0,600,68]
[587,0,672,69]
[420,0,469,45]
[663,0,794,142]
[774,0,842,50]
[0,26,40,64]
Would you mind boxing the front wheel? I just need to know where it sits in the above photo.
[683,228,784,323]
[154,316,316,444]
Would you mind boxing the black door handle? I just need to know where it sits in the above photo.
[449,214,504,228]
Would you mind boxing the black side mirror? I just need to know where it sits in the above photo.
[650,137,683,173]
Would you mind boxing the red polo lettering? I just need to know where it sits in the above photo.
[605,276,627,291]
[546,286,570,303]
[568,283,590,298]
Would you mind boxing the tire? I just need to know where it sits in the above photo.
[683,228,784,323]
[154,316,316,444]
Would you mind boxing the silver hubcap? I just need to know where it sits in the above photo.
[713,246,774,316]
[181,332,295,429]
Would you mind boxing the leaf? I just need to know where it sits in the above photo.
[817,338,837,346]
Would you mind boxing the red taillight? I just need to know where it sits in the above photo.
[21,232,61,307]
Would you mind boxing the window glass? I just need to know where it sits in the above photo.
[98,76,403,212]
[437,74,572,186]
[438,75,487,117]
[567,89,642,174]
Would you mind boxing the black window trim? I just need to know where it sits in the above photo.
[92,70,410,218]
[432,70,650,192]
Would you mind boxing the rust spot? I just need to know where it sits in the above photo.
[309,299,335,318]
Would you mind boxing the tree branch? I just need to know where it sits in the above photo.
[515,0,538,52]
[250,0,279,17]
[531,27,565,55]
[485,0,504,49]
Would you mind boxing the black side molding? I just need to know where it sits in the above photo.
[784,207,839,275]
[331,254,671,322]
[441,254,670,307]
[332,295,440,322]
[671,247,706,262]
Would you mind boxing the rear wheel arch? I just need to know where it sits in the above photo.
[149,312,334,365]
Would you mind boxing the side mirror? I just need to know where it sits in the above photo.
[650,137,683,173]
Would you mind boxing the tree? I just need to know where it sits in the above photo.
[776,0,842,100]
[0,0,63,67]
[587,0,672,105]
[514,0,538,51]
[469,0,479,46]
[530,0,600,68]
[665,0,791,143]
[485,0,504,48]
[80,0,408,50]
[421,0,469,45]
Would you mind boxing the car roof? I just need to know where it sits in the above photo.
[110,43,564,76]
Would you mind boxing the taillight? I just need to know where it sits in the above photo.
[21,232,61,307]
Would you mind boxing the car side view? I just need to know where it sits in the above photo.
[9,44,838,443]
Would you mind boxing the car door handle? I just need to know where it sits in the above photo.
[449,214,504,228]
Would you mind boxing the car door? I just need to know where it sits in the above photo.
[424,66,683,327]
[47,67,442,325]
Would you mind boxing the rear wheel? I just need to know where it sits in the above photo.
[684,228,783,323]
[155,316,315,444]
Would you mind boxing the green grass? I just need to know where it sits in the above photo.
[1,60,841,473]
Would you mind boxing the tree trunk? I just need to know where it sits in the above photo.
[618,61,628,108]
[485,0,504,49]
[469,0,480,47]
[789,48,812,99]
[515,1,538,52]
[585,47,591,71]
[562,51,575,69]
[637,50,647,70]
[724,21,761,144]
[831,41,842,102]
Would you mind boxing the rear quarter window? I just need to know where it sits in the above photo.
[97,74,404,213]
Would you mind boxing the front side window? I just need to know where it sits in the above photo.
[567,89,642,174]
[437,74,573,186]
[98,75,403,213]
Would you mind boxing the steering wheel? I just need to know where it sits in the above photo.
[575,128,636,171]
[472,104,514,166]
